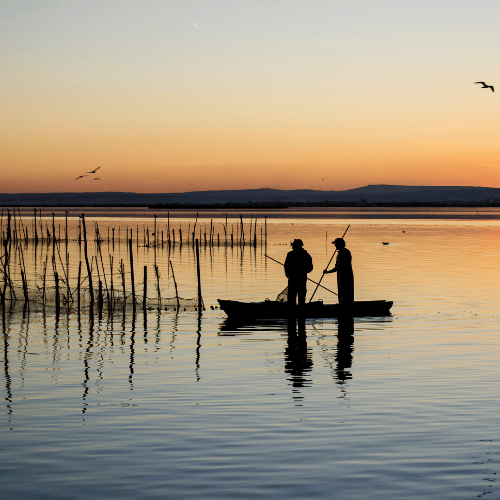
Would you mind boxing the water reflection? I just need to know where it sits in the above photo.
[335,317,354,383]
[82,314,94,415]
[2,304,13,423]
[196,314,201,382]
[129,313,136,389]
[285,319,313,404]
[1,303,390,427]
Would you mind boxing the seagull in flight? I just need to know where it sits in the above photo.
[87,166,101,173]
[475,82,494,92]
[91,177,102,182]
[74,175,88,181]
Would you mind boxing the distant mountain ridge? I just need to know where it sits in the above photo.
[1,185,500,206]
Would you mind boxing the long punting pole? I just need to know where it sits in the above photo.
[264,254,338,297]
[309,224,350,303]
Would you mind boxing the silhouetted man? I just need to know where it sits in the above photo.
[284,239,313,308]
[323,238,354,307]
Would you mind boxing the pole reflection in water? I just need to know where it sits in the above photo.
[2,303,13,423]
[285,319,313,404]
[82,313,94,416]
[19,307,29,388]
[196,313,201,382]
[129,312,136,389]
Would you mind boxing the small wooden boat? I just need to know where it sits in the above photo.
[217,299,393,321]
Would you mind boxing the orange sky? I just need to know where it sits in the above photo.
[1,1,499,193]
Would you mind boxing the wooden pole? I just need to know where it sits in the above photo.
[143,265,147,312]
[55,271,60,317]
[109,255,114,312]
[167,212,170,247]
[154,215,157,247]
[196,239,202,312]
[119,259,125,305]
[169,260,180,310]
[81,214,94,314]
[155,264,161,309]
[52,212,56,244]
[129,238,136,313]
[34,208,38,245]
[98,280,103,314]
[42,255,47,308]
[77,261,81,315]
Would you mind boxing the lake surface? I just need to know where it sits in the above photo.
[2,208,500,499]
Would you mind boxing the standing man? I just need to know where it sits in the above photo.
[323,238,354,307]
[284,239,313,308]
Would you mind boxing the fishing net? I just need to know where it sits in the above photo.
[1,276,203,314]
[276,286,288,302]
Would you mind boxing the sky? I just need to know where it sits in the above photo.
[1,0,499,193]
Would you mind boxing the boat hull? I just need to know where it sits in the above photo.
[217,299,393,320]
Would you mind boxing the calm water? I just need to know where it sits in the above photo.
[2,209,500,499]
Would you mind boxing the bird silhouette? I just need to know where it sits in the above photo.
[74,175,88,181]
[475,82,494,92]
[91,177,102,182]
[87,166,101,173]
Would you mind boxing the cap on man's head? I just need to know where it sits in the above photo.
[291,239,304,247]
[333,238,345,247]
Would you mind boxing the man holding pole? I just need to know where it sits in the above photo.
[284,239,313,309]
[323,238,354,308]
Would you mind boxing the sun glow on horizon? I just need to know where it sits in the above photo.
[1,1,500,193]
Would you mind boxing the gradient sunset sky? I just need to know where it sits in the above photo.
[1,0,499,193]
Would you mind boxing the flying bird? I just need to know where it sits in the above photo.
[91,177,102,182]
[87,166,101,173]
[475,82,494,92]
[74,175,88,181]
[191,21,199,28]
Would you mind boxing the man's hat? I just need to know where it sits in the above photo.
[333,238,345,247]
[291,239,304,247]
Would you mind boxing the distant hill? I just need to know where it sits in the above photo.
[1,185,500,207]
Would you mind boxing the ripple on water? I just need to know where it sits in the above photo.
[2,216,500,499]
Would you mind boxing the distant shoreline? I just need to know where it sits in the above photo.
[147,201,500,210]
[2,185,500,207]
[1,201,499,209]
